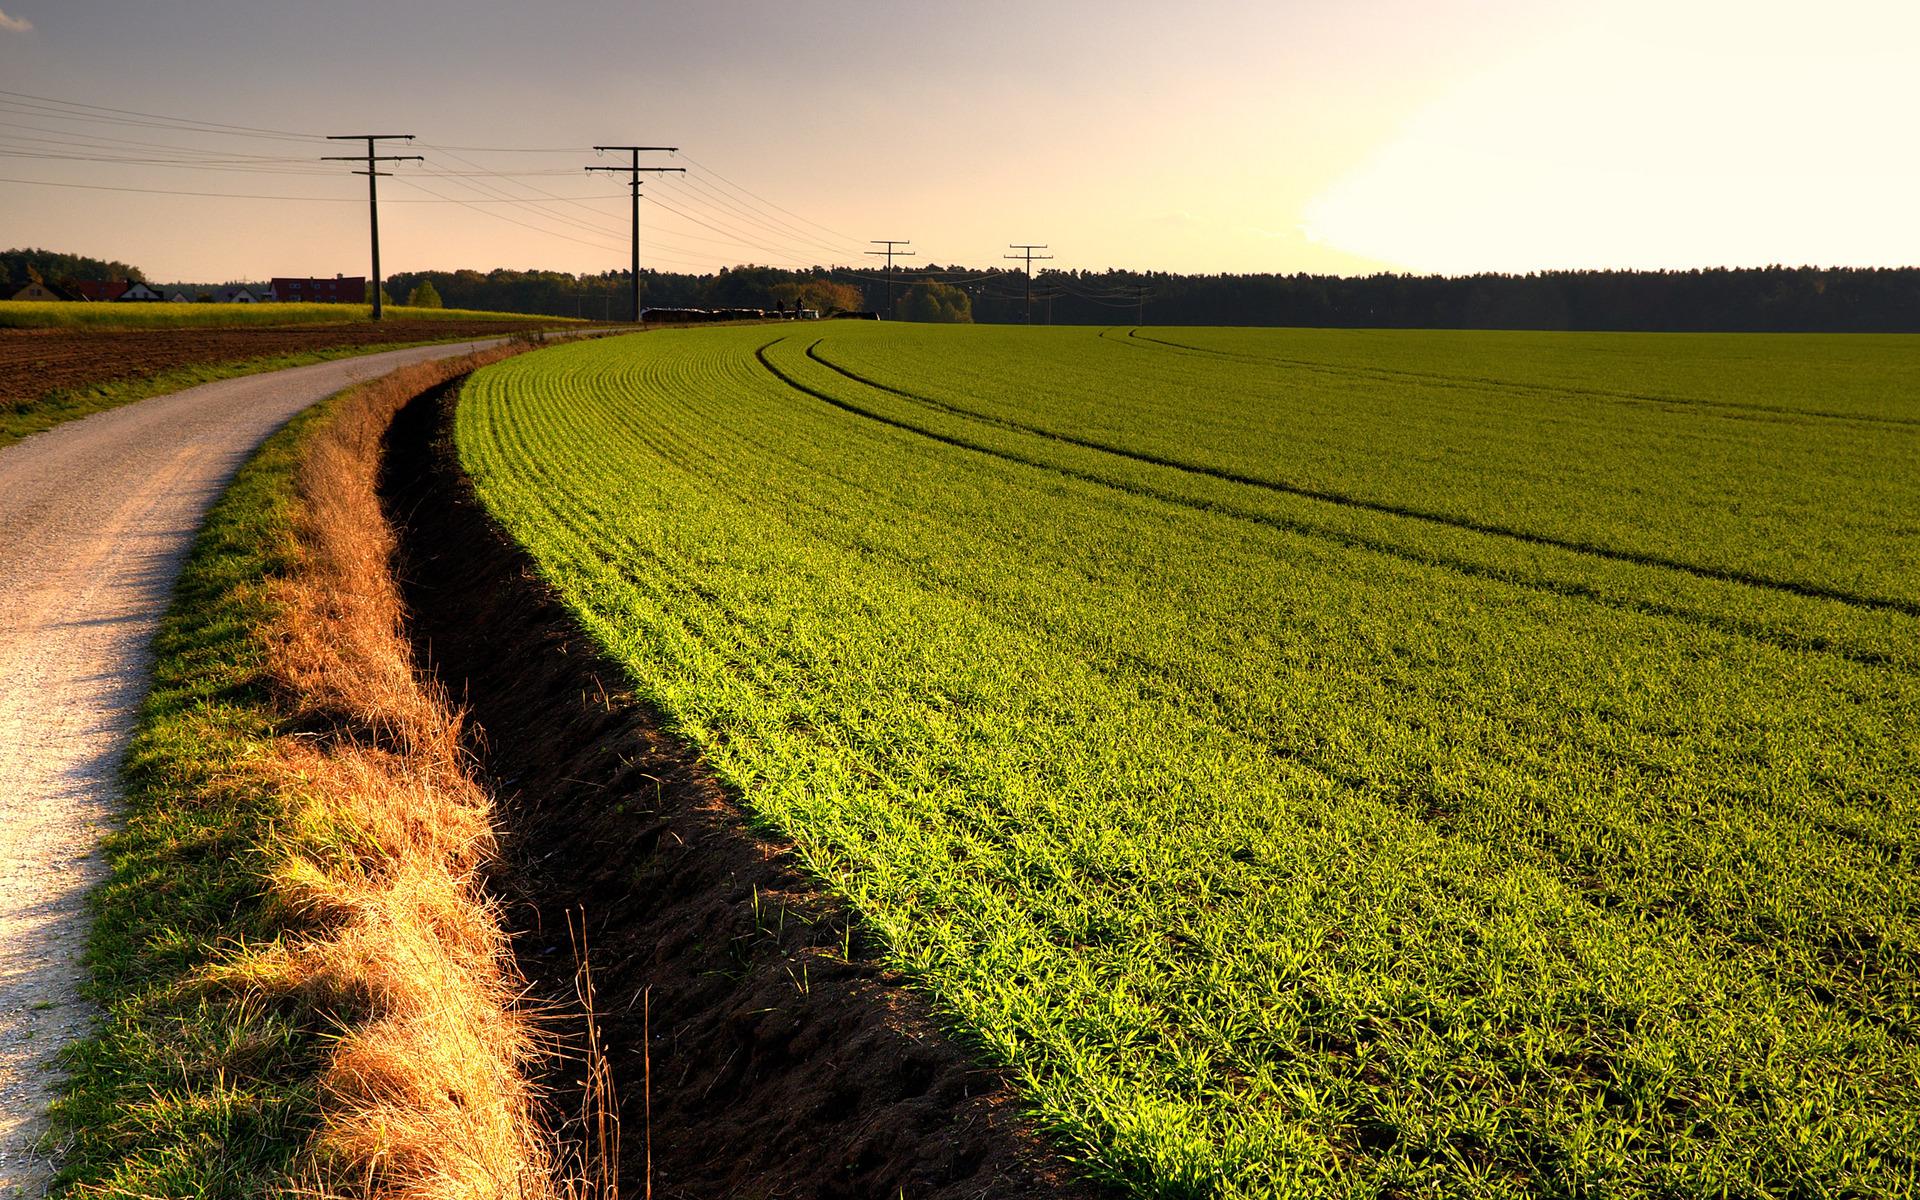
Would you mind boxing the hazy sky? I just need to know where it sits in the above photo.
[0,0,1913,281]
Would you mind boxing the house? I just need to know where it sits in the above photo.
[269,275,367,304]
[216,286,259,304]
[69,280,131,302]
[116,282,164,302]
[8,280,66,301]
[166,291,193,303]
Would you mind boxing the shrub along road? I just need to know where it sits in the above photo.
[0,338,533,1195]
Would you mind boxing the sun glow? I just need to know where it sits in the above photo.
[1303,0,1920,273]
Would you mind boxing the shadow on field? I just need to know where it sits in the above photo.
[379,381,1095,1200]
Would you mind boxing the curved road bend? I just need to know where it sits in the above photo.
[0,338,519,1194]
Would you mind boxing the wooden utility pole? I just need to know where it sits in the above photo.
[865,240,915,319]
[323,134,421,321]
[586,146,684,323]
[1004,243,1053,325]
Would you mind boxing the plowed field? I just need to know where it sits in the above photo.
[0,320,558,410]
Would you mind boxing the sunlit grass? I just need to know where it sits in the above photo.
[458,323,1920,1198]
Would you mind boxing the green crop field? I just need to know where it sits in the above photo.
[456,324,1919,1197]
[0,299,573,329]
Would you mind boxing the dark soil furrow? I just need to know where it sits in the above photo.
[378,380,1094,1200]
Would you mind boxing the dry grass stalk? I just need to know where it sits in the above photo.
[206,349,590,1200]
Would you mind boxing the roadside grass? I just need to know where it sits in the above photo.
[50,399,325,1195]
[0,300,579,329]
[52,349,559,1200]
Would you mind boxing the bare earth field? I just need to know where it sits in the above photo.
[0,321,559,411]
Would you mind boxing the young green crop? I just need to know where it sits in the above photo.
[458,323,1920,1198]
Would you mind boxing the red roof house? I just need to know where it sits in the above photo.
[270,275,367,304]
[69,280,132,302]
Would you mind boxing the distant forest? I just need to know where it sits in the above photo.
[384,264,1920,332]
[10,247,1916,330]
[3,247,146,286]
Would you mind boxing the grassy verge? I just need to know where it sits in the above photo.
[0,301,582,329]
[52,350,557,1200]
[50,395,326,1196]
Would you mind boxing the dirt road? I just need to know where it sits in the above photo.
[0,339,518,1194]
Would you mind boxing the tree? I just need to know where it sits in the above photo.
[898,281,972,323]
[407,279,443,308]
[2,247,145,286]
[771,279,863,315]
[364,281,394,308]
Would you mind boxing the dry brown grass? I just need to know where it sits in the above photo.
[212,348,572,1200]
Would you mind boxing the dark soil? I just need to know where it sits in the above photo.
[378,381,1097,1199]
[0,320,565,410]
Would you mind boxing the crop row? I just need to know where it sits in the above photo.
[457,325,1918,1198]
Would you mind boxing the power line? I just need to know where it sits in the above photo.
[0,175,360,201]
[674,152,863,246]
[323,134,422,320]
[666,171,862,259]
[866,240,915,319]
[0,91,323,145]
[413,147,748,265]
[391,175,626,253]
[1004,243,1054,325]
[585,146,684,322]
[0,88,319,140]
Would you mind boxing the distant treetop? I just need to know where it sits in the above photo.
[2,247,146,286]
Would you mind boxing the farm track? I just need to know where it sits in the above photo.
[764,340,1914,671]
[1102,327,1920,428]
[802,338,1919,618]
[0,320,558,410]
[0,337,547,1197]
[378,383,1096,1200]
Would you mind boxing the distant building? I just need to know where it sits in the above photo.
[269,275,367,304]
[166,291,193,303]
[69,280,131,302]
[216,286,260,304]
[8,280,65,301]
[117,282,163,302]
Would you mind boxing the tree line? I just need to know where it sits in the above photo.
[12,246,1915,330]
[382,264,1920,331]
[3,247,146,287]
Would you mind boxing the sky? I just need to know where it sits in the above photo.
[0,0,1914,282]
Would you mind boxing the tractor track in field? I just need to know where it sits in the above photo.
[0,337,547,1197]
[748,339,1913,674]
[1100,326,1920,429]
[797,339,1919,618]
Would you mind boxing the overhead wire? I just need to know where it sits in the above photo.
[675,151,862,245]
[664,169,865,259]
[417,145,772,267]
[1,89,904,276]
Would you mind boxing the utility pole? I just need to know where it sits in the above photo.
[865,240,915,319]
[1138,283,1149,325]
[323,134,421,321]
[586,146,684,323]
[1004,243,1053,326]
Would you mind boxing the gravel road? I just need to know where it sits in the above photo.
[0,339,517,1194]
